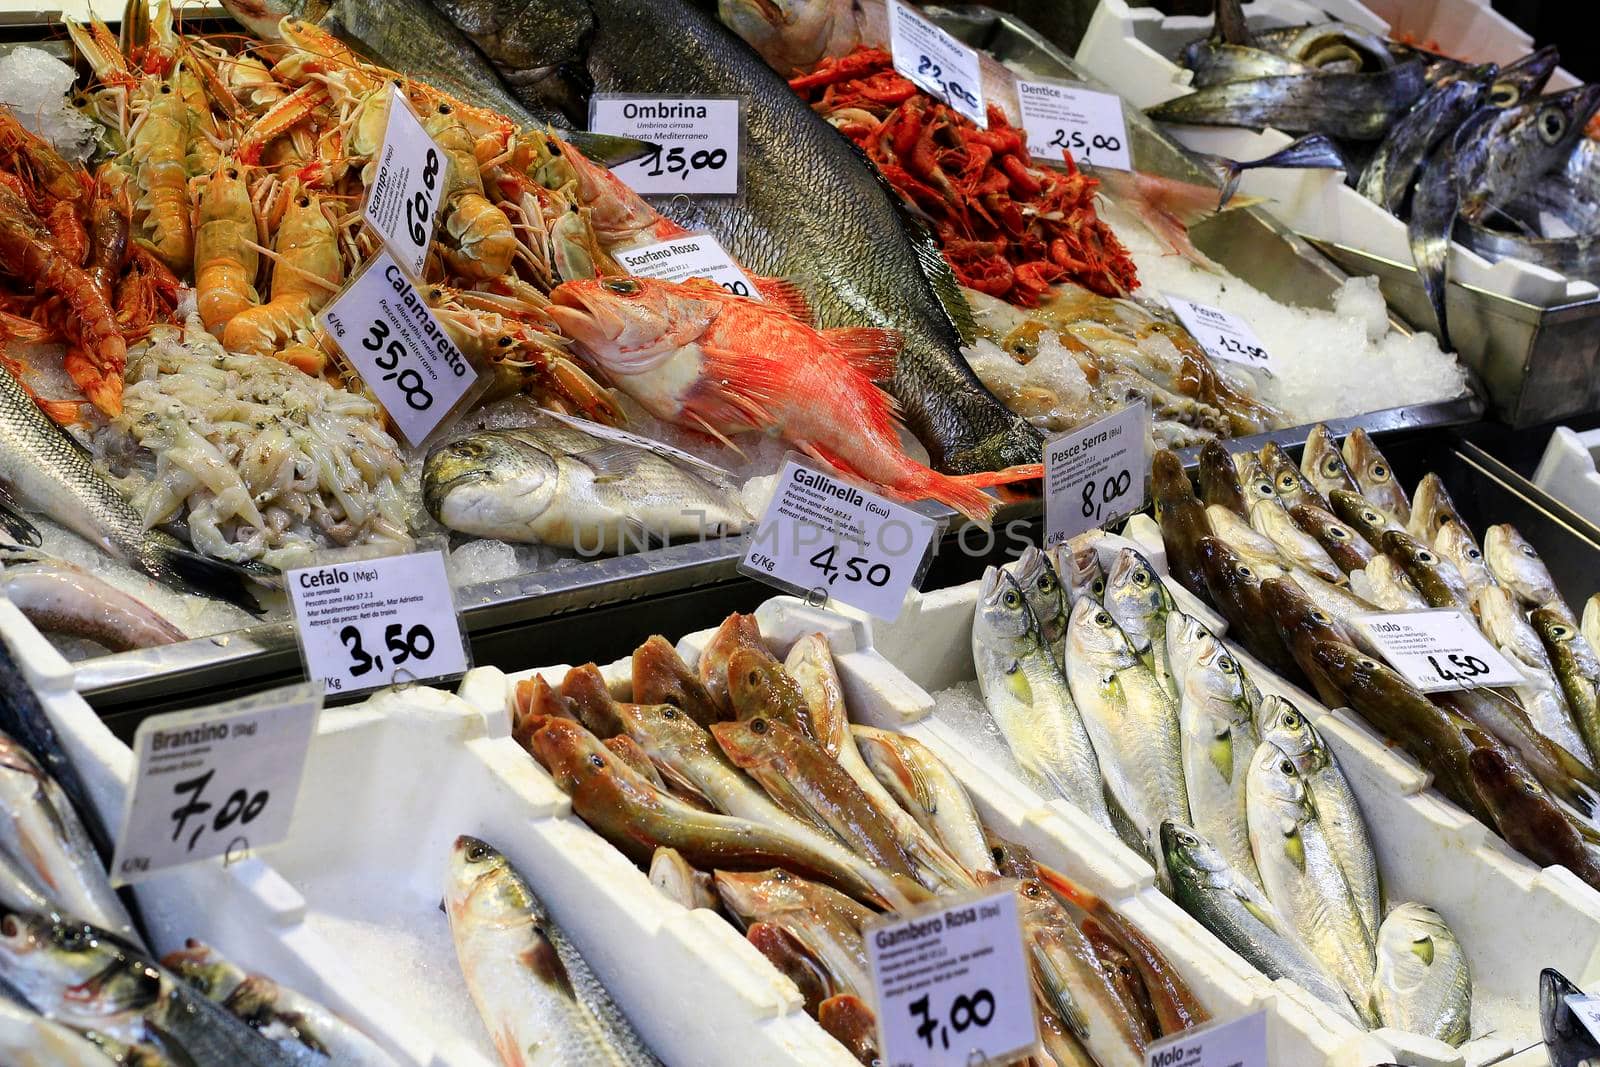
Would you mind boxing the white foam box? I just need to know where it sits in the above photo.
[0,597,845,1067]
[1355,0,1579,90]
[467,597,1386,1066]
[1532,424,1600,527]
[1074,0,1598,313]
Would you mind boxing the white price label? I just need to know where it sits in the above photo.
[866,884,1036,1066]
[286,549,470,696]
[615,234,760,299]
[1166,296,1277,375]
[361,84,447,279]
[1352,609,1526,693]
[111,684,321,885]
[1567,995,1600,1043]
[1145,1010,1267,1067]
[1016,80,1131,170]
[887,0,987,127]
[1045,402,1148,546]
[740,459,937,621]
[591,96,742,196]
[319,250,483,447]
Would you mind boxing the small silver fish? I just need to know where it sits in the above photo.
[1371,903,1471,1045]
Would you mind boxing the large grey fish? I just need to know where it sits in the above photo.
[1371,903,1471,1045]
[424,0,1042,474]
[1147,61,1428,140]
[1161,821,1361,1025]
[1457,224,1600,284]
[1358,75,1488,214]
[423,420,750,554]
[445,836,660,1066]
[1208,134,1348,209]
[1183,42,1315,88]
[1543,968,1600,1067]
[1407,86,1600,344]
[0,365,261,613]
[1491,45,1562,108]
[0,555,185,652]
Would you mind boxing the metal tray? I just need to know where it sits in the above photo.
[45,5,1480,711]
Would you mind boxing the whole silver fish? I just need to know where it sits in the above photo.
[1358,75,1487,214]
[1005,545,1069,664]
[1476,586,1590,768]
[1048,538,1107,610]
[1246,742,1377,1023]
[1209,133,1349,209]
[1409,472,1464,541]
[1485,523,1575,621]
[1371,903,1472,1045]
[1147,61,1428,140]
[1205,504,1287,574]
[0,557,185,652]
[1104,547,1179,702]
[1168,614,1262,891]
[1342,428,1410,525]
[445,836,659,1067]
[423,422,750,553]
[972,567,1114,833]
[1432,521,1497,610]
[1301,424,1359,501]
[852,725,997,879]
[1258,697,1381,940]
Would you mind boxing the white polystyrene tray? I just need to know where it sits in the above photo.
[1533,424,1600,527]
[0,596,846,1067]
[1075,0,1599,313]
[1355,0,1579,91]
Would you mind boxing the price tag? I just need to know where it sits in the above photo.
[319,250,486,447]
[739,458,938,622]
[614,234,760,299]
[361,84,447,279]
[286,549,471,697]
[887,0,987,127]
[1352,609,1526,693]
[1166,296,1277,376]
[590,95,742,196]
[111,683,321,885]
[1044,402,1149,547]
[865,883,1036,1066]
[1145,1010,1267,1067]
[1567,995,1600,1043]
[1016,80,1132,170]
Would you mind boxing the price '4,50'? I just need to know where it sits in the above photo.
[808,544,892,588]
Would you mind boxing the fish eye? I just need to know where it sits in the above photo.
[1417,550,1435,563]
[1277,474,1296,491]
[1003,589,1020,608]
[1235,563,1254,579]
[465,841,489,862]
[1359,656,1380,669]
[1133,569,1150,586]
[749,718,768,735]
[1321,457,1340,475]
[1280,758,1294,775]
[1283,711,1300,727]
[1254,483,1273,497]
[1094,611,1112,626]
[1092,578,1106,596]
[662,707,678,719]
[1490,84,1519,107]
[1219,656,1235,673]
[603,278,640,295]
[1363,509,1381,524]
[1330,526,1349,540]
[1180,831,1195,845]
[588,754,604,768]
[1521,544,1536,558]
[1038,573,1057,594]
[1311,610,1331,623]
[1022,882,1043,898]
[1552,624,1572,639]
[1540,109,1568,143]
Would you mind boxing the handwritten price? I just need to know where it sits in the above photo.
[404,146,440,247]
[1048,127,1123,163]
[361,320,434,410]
[641,145,729,181]
[1080,469,1133,524]
[169,769,269,854]
[1213,333,1268,363]
[910,987,997,1051]
[339,621,437,679]
[916,54,980,110]
[1426,652,1491,685]
[808,544,892,588]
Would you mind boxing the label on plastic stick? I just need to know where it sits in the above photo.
[1016,79,1132,170]
[590,95,743,195]
[1567,995,1600,1044]
[615,234,760,298]
[319,250,485,447]
[112,684,322,885]
[1044,402,1148,547]
[1352,608,1526,693]
[1144,1009,1268,1067]
[864,882,1037,1066]
[286,549,470,697]
[887,0,987,127]
[1166,295,1278,376]
[739,458,938,622]
[361,84,447,280]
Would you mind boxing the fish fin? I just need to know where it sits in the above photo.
[752,277,814,324]
[683,411,748,457]
[0,484,42,547]
[1406,146,1462,347]
[1238,892,1281,931]
[564,130,655,168]
[690,344,786,432]
[1282,825,1306,871]
[805,440,1001,523]
[952,463,1045,488]
[135,541,266,615]
[821,327,901,382]
[1210,732,1234,784]
[1410,934,1435,966]
[1029,942,1091,1039]
[1217,162,1245,211]
[568,440,653,482]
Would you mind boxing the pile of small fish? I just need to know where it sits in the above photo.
[443,835,659,1066]
[512,617,1211,1065]
[1152,425,1600,900]
[1153,0,1600,345]
[970,539,1469,1039]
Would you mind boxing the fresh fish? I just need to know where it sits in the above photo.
[1354,553,1428,611]
[1301,425,1358,501]
[1152,450,1211,597]
[697,613,770,716]
[1246,743,1377,1021]
[1457,224,1600,284]
[1258,698,1380,940]
[1167,614,1262,890]
[1478,585,1589,762]
[445,836,657,1067]
[1290,503,1375,574]
[1342,428,1410,525]
[1209,134,1348,209]
[1358,75,1487,214]
[422,422,750,553]
[1206,504,1288,574]
[0,364,261,613]
[1543,968,1600,1067]
[1260,441,1328,512]
[1249,22,1395,71]
[1233,449,1277,508]
[0,995,116,1066]
[1196,536,1298,676]
[782,633,847,758]
[1587,595,1600,657]
[1064,597,1189,876]
[632,636,721,730]
[715,0,862,74]
[0,730,137,943]
[1407,86,1600,344]
[0,557,184,652]
[1198,440,1248,517]
[1005,545,1069,662]
[1432,521,1497,609]
[1184,41,1315,88]
[436,0,1042,475]
[971,567,1114,832]
[1467,744,1600,891]
[728,648,815,738]
[714,868,871,1002]
[1485,523,1574,620]
[1409,472,1464,541]
[1437,685,1600,819]
[852,726,997,878]
[648,847,717,910]
[1249,492,1342,583]
[530,715,925,907]
[1049,538,1107,610]
[162,940,398,1066]
[1371,903,1471,1044]
[1161,821,1360,1025]
[1259,575,1369,706]
[1532,606,1600,769]
[1490,45,1561,105]
[1104,548,1180,702]
[1380,529,1473,612]
[1147,62,1428,140]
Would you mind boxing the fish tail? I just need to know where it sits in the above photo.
[136,541,268,616]
[1217,162,1246,211]
[899,469,1004,523]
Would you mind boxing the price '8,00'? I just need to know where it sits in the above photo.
[1081,469,1133,523]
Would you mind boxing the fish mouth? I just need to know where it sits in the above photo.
[423,467,492,518]
[549,287,625,346]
